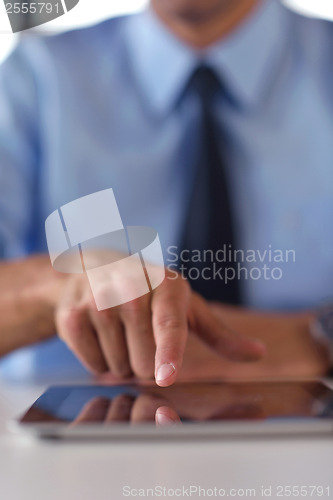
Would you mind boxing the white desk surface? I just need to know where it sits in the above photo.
[0,377,332,500]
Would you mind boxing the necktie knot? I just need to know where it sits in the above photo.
[187,65,221,104]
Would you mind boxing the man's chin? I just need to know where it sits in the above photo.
[152,0,232,25]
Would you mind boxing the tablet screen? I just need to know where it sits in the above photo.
[20,381,333,426]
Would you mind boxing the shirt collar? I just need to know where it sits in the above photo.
[124,0,290,115]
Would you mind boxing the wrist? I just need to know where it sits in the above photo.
[0,255,67,355]
[20,255,67,309]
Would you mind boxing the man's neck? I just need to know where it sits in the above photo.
[151,0,261,49]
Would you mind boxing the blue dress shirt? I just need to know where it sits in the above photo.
[1,0,333,378]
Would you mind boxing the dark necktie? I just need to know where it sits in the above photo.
[179,66,241,304]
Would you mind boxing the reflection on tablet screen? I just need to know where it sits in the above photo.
[20,381,333,426]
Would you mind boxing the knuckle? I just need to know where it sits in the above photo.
[56,309,84,342]
[121,297,149,322]
[155,314,184,332]
[95,307,115,326]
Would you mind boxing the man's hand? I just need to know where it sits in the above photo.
[179,304,331,381]
[55,270,265,386]
[0,257,330,384]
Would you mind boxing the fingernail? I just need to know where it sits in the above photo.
[156,412,177,427]
[156,363,176,384]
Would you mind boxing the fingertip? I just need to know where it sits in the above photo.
[233,339,267,362]
[155,362,176,387]
[155,406,181,426]
[253,339,267,357]
[245,339,267,361]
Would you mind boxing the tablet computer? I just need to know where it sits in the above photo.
[10,380,333,439]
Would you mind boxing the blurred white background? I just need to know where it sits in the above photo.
[1,0,333,63]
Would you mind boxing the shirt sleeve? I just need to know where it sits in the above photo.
[0,42,40,259]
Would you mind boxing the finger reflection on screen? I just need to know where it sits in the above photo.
[155,406,182,426]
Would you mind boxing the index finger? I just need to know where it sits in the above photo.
[152,279,191,387]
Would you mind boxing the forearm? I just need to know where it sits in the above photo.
[0,255,64,356]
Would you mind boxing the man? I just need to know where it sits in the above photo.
[0,0,331,384]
